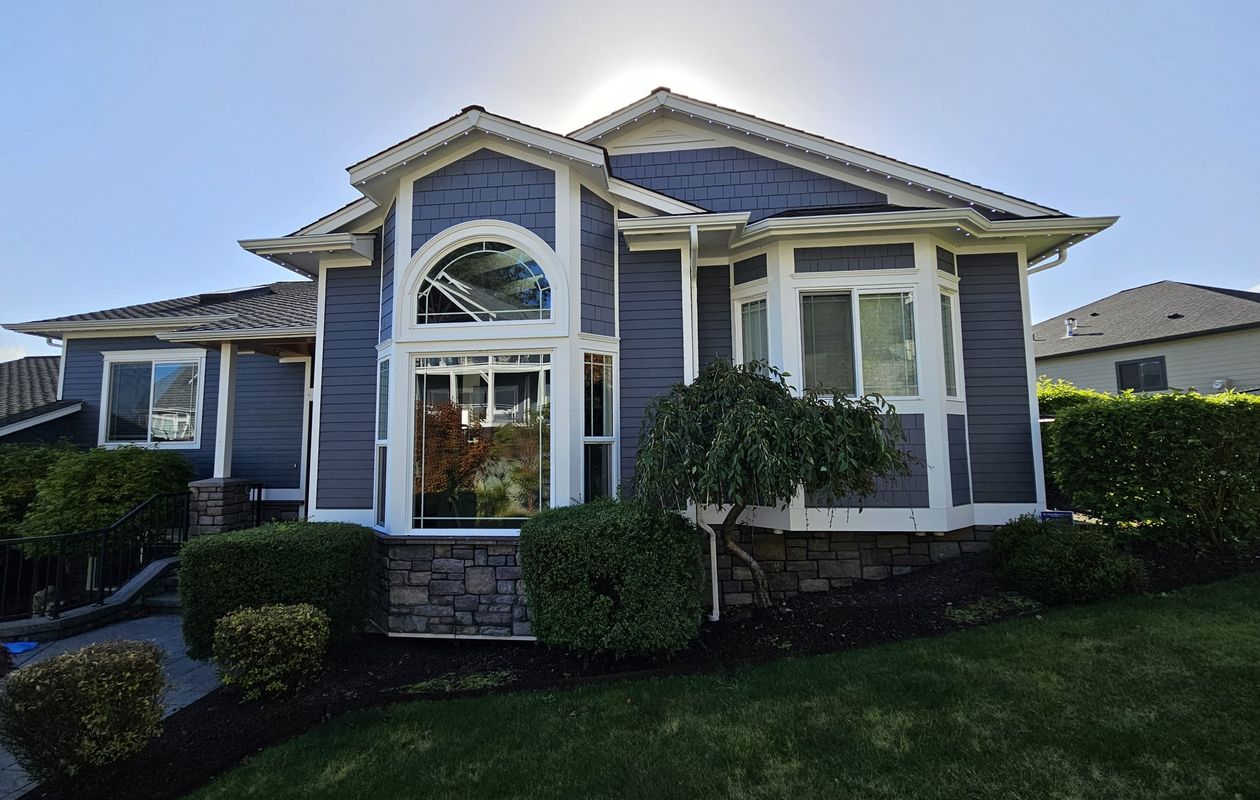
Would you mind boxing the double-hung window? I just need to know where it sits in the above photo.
[101,352,203,446]
[801,291,918,397]
[583,353,615,500]
[738,298,769,366]
[940,293,959,397]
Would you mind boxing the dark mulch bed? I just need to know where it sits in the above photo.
[25,543,1260,800]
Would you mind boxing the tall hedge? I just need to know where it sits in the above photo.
[179,522,376,659]
[0,441,77,537]
[1035,377,1113,419]
[19,446,193,536]
[1048,391,1260,546]
[519,499,704,656]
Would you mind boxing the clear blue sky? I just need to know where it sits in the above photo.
[2,0,1257,360]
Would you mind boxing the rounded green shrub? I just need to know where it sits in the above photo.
[990,515,1147,605]
[213,603,330,701]
[519,499,704,656]
[0,441,77,537]
[0,640,166,783]
[1035,377,1113,419]
[180,521,375,660]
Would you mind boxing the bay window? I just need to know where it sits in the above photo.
[101,353,203,446]
[375,359,389,527]
[412,353,550,529]
[738,298,769,365]
[801,291,918,397]
[940,293,959,397]
[583,353,614,500]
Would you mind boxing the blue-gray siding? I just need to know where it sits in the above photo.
[411,149,555,254]
[957,252,1037,503]
[317,265,381,509]
[733,254,767,285]
[610,147,886,222]
[618,240,683,487]
[232,355,305,489]
[936,246,956,275]
[947,413,971,506]
[579,188,616,337]
[380,202,396,342]
[806,413,929,508]
[58,336,220,478]
[794,243,914,273]
[697,266,732,368]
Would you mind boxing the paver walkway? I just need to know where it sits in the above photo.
[0,615,219,800]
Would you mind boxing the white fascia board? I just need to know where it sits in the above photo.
[607,177,706,215]
[158,326,317,343]
[3,315,233,337]
[573,92,1063,218]
[0,402,83,439]
[292,197,380,236]
[238,233,376,275]
[617,211,749,235]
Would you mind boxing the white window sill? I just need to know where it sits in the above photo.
[98,440,201,450]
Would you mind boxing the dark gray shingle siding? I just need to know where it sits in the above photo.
[806,414,929,508]
[794,243,914,273]
[618,240,683,488]
[232,355,306,489]
[958,252,1037,503]
[936,246,956,275]
[411,149,555,255]
[317,266,381,509]
[947,413,971,506]
[733,254,767,285]
[579,188,616,336]
[610,147,886,222]
[380,204,396,342]
[697,266,732,368]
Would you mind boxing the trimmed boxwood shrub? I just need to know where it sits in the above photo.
[213,604,330,700]
[519,499,704,656]
[1035,377,1112,419]
[1047,391,1260,546]
[990,515,1147,604]
[0,640,166,783]
[0,441,77,537]
[180,522,375,660]
[19,446,193,537]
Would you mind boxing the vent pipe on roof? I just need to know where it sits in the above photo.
[1064,317,1078,337]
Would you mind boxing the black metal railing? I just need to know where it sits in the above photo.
[246,482,265,528]
[0,491,190,622]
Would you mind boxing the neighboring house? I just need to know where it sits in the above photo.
[1034,281,1260,396]
[0,355,80,442]
[3,89,1116,635]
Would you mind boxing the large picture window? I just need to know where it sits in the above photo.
[413,353,550,529]
[416,241,551,324]
[103,357,201,445]
[801,291,918,397]
[583,353,614,500]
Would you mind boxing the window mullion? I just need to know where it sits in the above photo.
[851,290,864,397]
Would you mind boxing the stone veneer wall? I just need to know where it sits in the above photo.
[378,536,530,639]
[706,527,995,607]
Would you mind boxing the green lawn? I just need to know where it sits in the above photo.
[190,576,1260,800]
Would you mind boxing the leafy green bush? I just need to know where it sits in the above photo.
[0,641,166,783]
[1035,377,1113,419]
[0,441,77,537]
[519,499,704,656]
[213,604,330,700]
[180,521,376,659]
[990,515,1147,604]
[1047,391,1260,547]
[19,446,193,536]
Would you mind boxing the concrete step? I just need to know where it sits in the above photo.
[142,591,181,614]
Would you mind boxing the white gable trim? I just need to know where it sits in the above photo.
[0,402,82,439]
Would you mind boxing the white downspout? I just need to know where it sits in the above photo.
[1027,247,1068,275]
[694,507,721,622]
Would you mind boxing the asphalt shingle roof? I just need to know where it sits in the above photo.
[1033,281,1260,359]
[0,355,77,429]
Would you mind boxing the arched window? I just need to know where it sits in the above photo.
[416,241,551,324]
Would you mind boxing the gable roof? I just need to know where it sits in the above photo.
[1033,281,1260,359]
[0,355,81,433]
[570,88,1065,219]
[4,281,317,339]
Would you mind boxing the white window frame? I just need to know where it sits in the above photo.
[797,286,922,401]
[373,357,390,530]
[733,293,770,367]
[97,348,207,450]
[939,289,963,399]
[581,351,617,501]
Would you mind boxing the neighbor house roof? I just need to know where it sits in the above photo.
[0,355,81,434]
[4,281,317,339]
[1033,281,1260,360]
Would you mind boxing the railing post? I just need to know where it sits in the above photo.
[50,538,64,620]
[96,529,109,605]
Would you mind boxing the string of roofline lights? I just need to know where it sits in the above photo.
[349,106,1090,243]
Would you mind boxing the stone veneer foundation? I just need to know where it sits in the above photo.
[376,536,531,639]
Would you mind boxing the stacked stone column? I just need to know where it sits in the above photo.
[188,478,255,536]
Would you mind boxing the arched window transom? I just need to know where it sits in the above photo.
[416,241,551,324]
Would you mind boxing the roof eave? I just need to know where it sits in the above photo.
[158,326,317,343]
[238,233,375,276]
[1035,321,1260,361]
[3,315,235,339]
[0,402,83,439]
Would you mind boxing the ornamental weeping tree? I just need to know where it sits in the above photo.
[634,360,910,609]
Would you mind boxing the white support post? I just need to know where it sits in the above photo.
[214,342,238,479]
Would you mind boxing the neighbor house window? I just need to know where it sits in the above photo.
[739,298,769,365]
[1116,356,1167,392]
[940,293,959,397]
[102,356,202,445]
[416,241,551,324]
[412,353,550,529]
[583,353,614,500]
[801,291,918,396]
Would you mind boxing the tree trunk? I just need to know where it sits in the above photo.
[716,504,772,609]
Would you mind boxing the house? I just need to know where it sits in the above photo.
[0,356,79,442]
[3,89,1116,636]
[1034,281,1260,395]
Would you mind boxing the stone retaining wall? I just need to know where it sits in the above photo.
[705,526,994,607]
[377,536,530,639]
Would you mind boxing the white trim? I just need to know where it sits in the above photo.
[96,348,208,450]
[262,488,305,502]
[1015,246,1048,509]
[297,356,313,509]
[239,233,375,277]
[159,326,316,343]
[5,316,232,338]
[386,631,537,642]
[606,177,705,216]
[974,503,1040,526]
[308,508,375,525]
[0,402,82,439]
[307,268,329,515]
[293,197,379,236]
[56,345,67,400]
[213,343,237,478]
